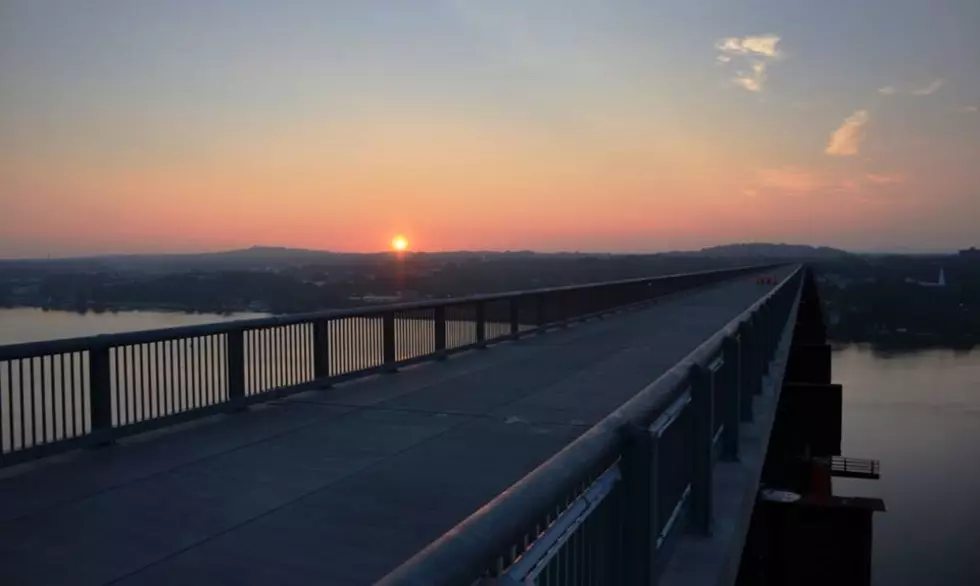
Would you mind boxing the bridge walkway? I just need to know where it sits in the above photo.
[0,267,792,586]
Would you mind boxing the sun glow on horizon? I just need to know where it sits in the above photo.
[391,235,408,251]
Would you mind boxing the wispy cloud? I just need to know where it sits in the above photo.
[749,166,903,197]
[733,61,768,93]
[865,173,903,185]
[826,110,870,157]
[962,105,978,113]
[911,78,944,96]
[878,86,897,95]
[755,166,821,193]
[715,34,782,92]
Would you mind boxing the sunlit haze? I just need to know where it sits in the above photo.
[1,1,978,258]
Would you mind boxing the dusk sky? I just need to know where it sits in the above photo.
[1,1,978,257]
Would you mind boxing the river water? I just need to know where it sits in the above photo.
[833,345,980,585]
[0,310,977,582]
[0,307,270,345]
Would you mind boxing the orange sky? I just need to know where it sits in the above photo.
[1,2,978,257]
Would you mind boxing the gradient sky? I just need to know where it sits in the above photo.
[1,1,978,257]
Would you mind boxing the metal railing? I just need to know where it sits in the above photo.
[827,455,880,479]
[376,266,806,586]
[0,265,774,467]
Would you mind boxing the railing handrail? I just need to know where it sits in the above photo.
[375,264,804,586]
[0,264,777,360]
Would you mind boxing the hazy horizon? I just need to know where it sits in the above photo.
[0,241,965,262]
[2,1,978,257]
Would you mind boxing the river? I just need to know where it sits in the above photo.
[834,345,980,585]
[0,307,270,345]
[0,309,977,582]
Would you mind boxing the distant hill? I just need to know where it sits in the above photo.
[0,242,852,273]
[668,243,851,259]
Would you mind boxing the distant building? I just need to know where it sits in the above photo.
[959,247,980,258]
[906,268,946,288]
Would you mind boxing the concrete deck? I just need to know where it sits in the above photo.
[0,269,791,586]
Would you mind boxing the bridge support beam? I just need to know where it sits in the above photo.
[785,344,832,385]
[775,383,842,458]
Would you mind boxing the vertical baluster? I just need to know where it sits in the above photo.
[26,358,38,446]
[140,343,148,420]
[56,354,65,440]
[313,320,330,380]
[38,355,48,444]
[2,361,9,452]
[227,330,245,403]
[193,338,201,408]
[68,352,77,436]
[260,330,266,392]
[166,341,175,415]
[215,334,222,401]
[289,325,298,384]
[338,320,345,374]
[274,327,282,388]
[382,311,396,371]
[204,336,213,405]
[152,342,160,416]
[183,338,191,412]
[18,360,26,449]
[89,344,112,439]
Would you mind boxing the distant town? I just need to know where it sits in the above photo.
[1,243,977,351]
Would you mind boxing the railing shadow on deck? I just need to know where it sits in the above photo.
[0,265,777,467]
[375,266,807,586]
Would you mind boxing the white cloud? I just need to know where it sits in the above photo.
[911,78,944,96]
[733,61,768,92]
[715,34,782,58]
[826,110,870,157]
[878,86,897,95]
[715,34,782,92]
[962,105,978,113]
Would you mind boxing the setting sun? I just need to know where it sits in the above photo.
[391,235,408,251]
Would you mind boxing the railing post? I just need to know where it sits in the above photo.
[738,323,755,422]
[383,311,397,371]
[227,329,245,401]
[621,425,654,586]
[559,290,570,327]
[721,335,740,461]
[761,303,772,374]
[434,306,447,358]
[535,293,548,331]
[88,342,113,437]
[475,301,487,348]
[751,313,765,395]
[312,320,330,380]
[509,297,520,340]
[689,364,713,535]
